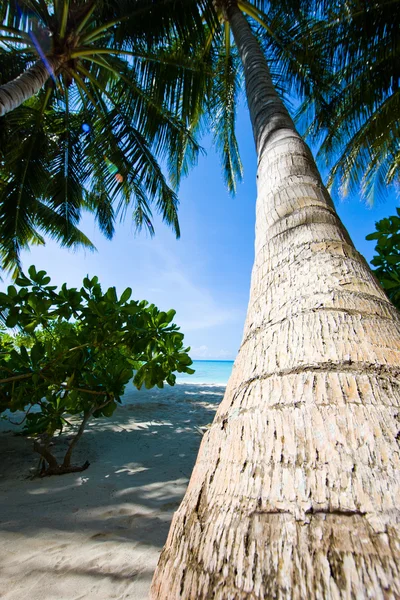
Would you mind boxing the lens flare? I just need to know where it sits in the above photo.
[104,156,123,182]
[104,156,119,175]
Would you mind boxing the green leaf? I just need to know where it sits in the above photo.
[36,270,47,281]
[31,342,44,367]
[7,285,17,297]
[15,276,31,286]
[24,320,38,333]
[381,279,399,290]
[177,353,193,365]
[165,309,176,323]
[100,401,116,417]
[5,313,19,328]
[166,374,176,386]
[0,292,10,305]
[106,287,117,303]
[28,266,37,279]
[120,287,132,303]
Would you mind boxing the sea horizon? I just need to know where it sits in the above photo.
[177,359,234,385]
[190,358,235,362]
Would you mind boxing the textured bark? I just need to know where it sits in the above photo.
[62,410,92,469]
[151,4,400,599]
[33,438,90,477]
[0,57,60,117]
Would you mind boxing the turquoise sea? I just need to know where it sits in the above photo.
[176,360,234,385]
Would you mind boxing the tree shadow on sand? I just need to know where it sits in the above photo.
[0,384,225,547]
[0,384,225,598]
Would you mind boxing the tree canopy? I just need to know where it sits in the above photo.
[296,0,400,202]
[0,0,212,273]
[0,266,194,475]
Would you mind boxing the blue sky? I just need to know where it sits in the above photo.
[2,105,399,360]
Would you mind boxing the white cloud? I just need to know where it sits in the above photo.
[191,345,209,357]
[139,243,242,333]
[11,221,244,360]
[163,269,240,331]
[191,345,233,360]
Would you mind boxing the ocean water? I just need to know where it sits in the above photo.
[176,360,234,385]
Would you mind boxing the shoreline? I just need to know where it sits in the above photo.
[0,382,225,600]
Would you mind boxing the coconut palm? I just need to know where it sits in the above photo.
[150,1,400,597]
[297,0,400,203]
[0,0,212,115]
[0,0,208,273]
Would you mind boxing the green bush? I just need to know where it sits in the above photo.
[366,209,400,311]
[0,267,194,476]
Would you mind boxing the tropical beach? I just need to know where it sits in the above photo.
[0,368,230,600]
[1,0,400,597]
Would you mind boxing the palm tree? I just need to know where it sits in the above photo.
[151,1,400,597]
[0,0,205,273]
[297,0,400,203]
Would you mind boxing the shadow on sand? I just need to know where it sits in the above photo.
[0,384,225,564]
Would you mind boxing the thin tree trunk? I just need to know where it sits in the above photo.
[33,436,90,477]
[0,57,60,117]
[33,439,59,471]
[62,398,111,468]
[151,3,400,599]
[62,409,93,469]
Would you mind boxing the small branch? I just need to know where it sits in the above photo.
[61,385,109,396]
[0,372,33,384]
[39,342,92,371]
[61,416,74,428]
[6,403,34,425]
[33,440,59,470]
[0,365,17,375]
[40,460,90,477]
[62,397,112,468]
[62,410,92,468]
[0,343,93,385]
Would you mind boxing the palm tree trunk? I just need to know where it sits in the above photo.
[151,3,400,598]
[0,57,60,117]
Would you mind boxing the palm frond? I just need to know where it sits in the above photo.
[295,0,400,201]
[0,0,218,270]
[208,28,243,194]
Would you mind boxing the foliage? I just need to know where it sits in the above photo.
[366,210,400,311]
[296,0,400,202]
[143,0,327,197]
[0,0,210,273]
[0,0,336,275]
[0,266,194,475]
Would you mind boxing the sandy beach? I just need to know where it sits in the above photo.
[0,382,225,600]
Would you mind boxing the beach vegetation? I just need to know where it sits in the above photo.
[0,0,399,593]
[0,0,205,274]
[150,1,400,597]
[367,210,400,311]
[297,0,400,203]
[0,266,194,476]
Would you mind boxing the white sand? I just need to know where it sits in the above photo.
[0,382,224,600]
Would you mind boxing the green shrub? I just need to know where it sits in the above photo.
[0,267,194,475]
[366,209,400,310]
